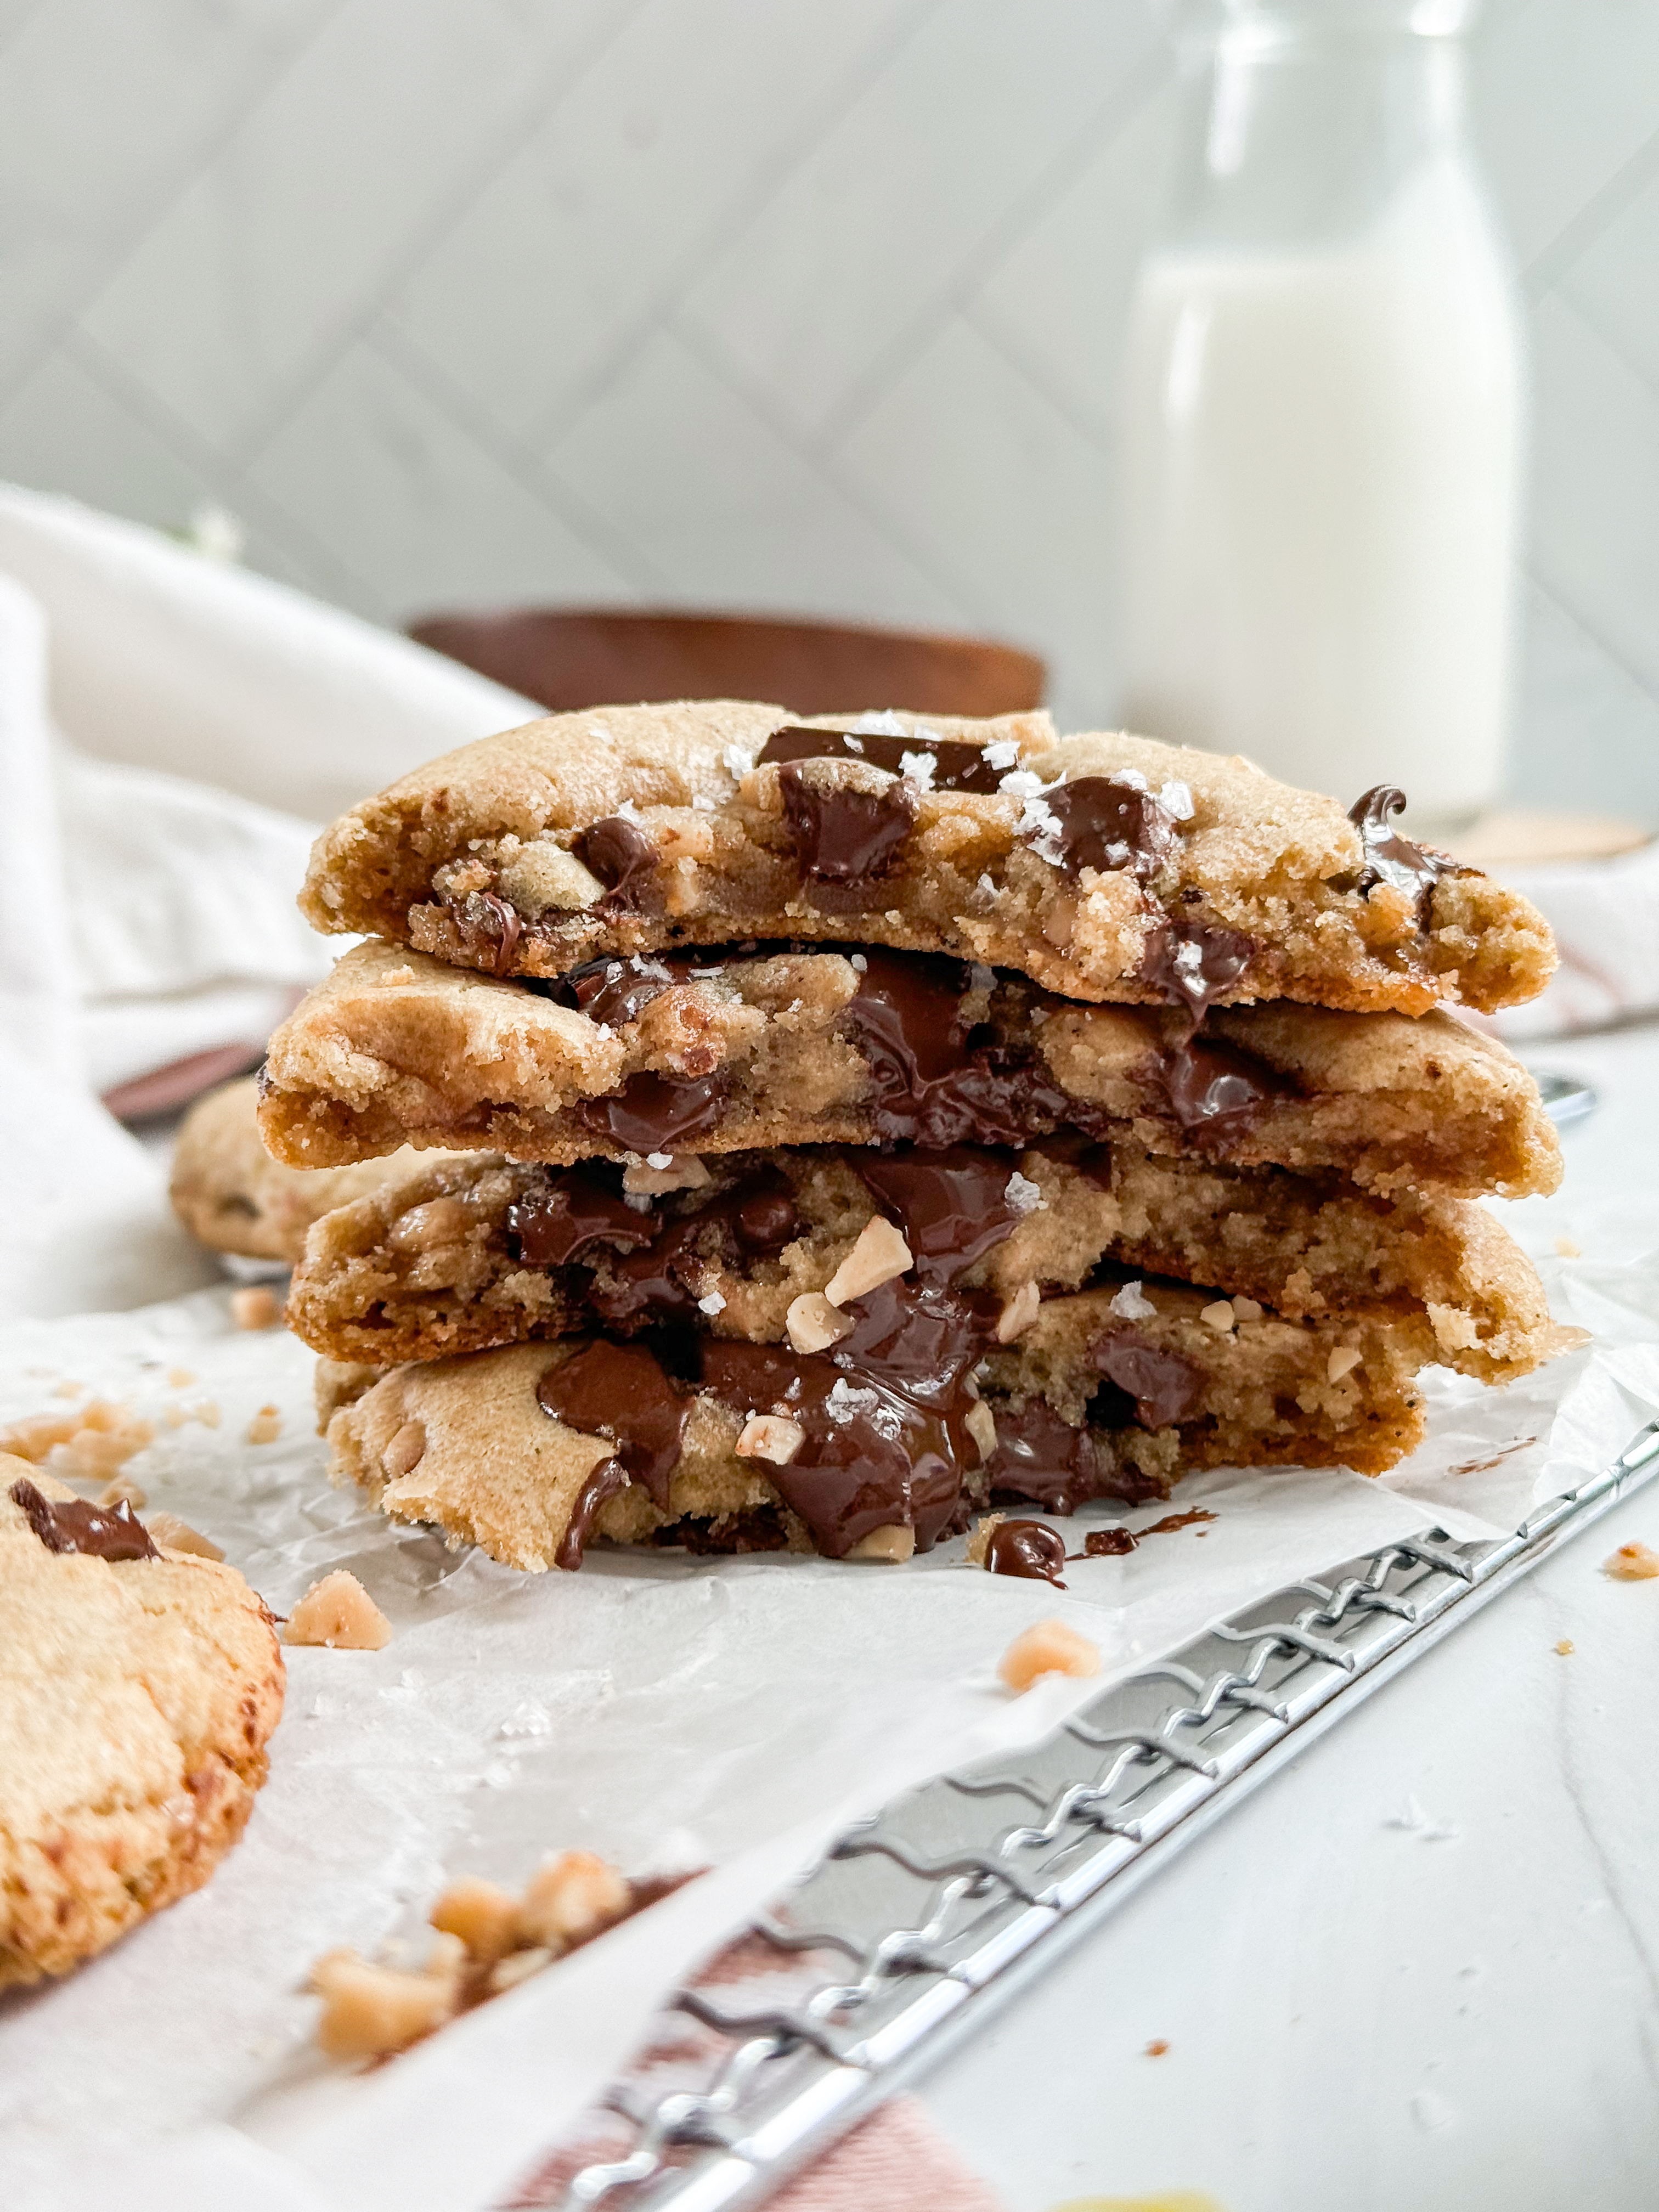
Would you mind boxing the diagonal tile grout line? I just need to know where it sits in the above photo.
[1524,565,1659,717]
[225,0,658,469]
[957,293,1114,459]
[367,319,675,603]
[60,324,397,622]
[1529,252,1659,415]
[1522,116,1659,306]
[516,0,949,457]
[798,37,1173,461]
[663,308,999,639]
[0,0,354,416]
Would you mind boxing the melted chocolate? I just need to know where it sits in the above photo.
[983,1397,1101,1514]
[778,761,918,907]
[1347,785,1457,923]
[843,950,1084,1148]
[479,891,521,977]
[538,1342,691,1515]
[659,1507,792,1555]
[1150,1034,1290,1150]
[699,1275,994,1559]
[983,1517,1068,1587]
[733,1187,799,1256]
[578,1069,729,1152]
[854,1147,1025,1282]
[1080,1525,1137,1558]
[1090,1329,1204,1429]
[558,955,680,1028]
[1142,1507,1216,1535]
[555,1460,630,1572]
[1040,777,1180,882]
[1138,919,1255,1027]
[759,726,1008,795]
[509,1165,656,1268]
[574,815,659,913]
[9,1476,157,1562]
[585,1167,797,1328]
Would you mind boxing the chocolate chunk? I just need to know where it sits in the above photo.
[574,815,659,913]
[1138,918,1255,1026]
[778,762,918,908]
[1149,1034,1290,1150]
[1347,785,1457,923]
[982,1397,1101,1513]
[854,1146,1026,1283]
[509,1165,656,1268]
[734,1188,799,1257]
[9,1476,157,1562]
[585,1166,795,1327]
[661,1507,791,1555]
[538,1341,691,1519]
[1081,1525,1137,1557]
[759,726,1008,795]
[478,891,521,977]
[558,955,680,1028]
[1039,777,1180,882]
[1089,1329,1204,1430]
[843,950,1081,1147]
[578,1069,729,1153]
[983,1517,1069,1587]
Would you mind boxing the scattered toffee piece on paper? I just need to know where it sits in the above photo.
[509,1165,657,1268]
[983,1517,1069,1587]
[1149,1032,1291,1149]
[1347,785,1458,922]
[574,815,660,913]
[853,1146,1026,1281]
[759,725,1008,795]
[984,1397,1102,1514]
[1090,1329,1204,1429]
[1041,777,1181,883]
[778,761,918,908]
[577,1069,729,1153]
[537,1341,691,1516]
[1138,918,1255,1028]
[9,1476,158,1562]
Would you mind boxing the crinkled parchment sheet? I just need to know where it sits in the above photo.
[4,1200,1658,2212]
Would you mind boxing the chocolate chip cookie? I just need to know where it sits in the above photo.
[1,1460,284,1985]
[258,940,1560,1198]
[297,701,1556,1016]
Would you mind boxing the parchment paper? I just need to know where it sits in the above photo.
[4,1200,1657,2212]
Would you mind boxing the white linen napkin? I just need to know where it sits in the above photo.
[0,485,537,1318]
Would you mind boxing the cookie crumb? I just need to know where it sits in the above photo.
[1602,1541,1659,1581]
[188,1400,222,1430]
[999,1617,1101,1691]
[966,1513,1005,1567]
[284,1571,392,1650]
[0,1400,155,1483]
[148,1511,225,1561]
[1554,1235,1581,1259]
[245,1405,283,1446]
[1145,2038,1170,2057]
[1555,1638,1575,1656]
[309,1937,466,2062]
[167,1367,196,1387]
[517,1851,631,1951]
[230,1285,281,1331]
[430,1876,520,1964]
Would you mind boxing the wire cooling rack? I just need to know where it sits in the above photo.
[514,1417,1659,2211]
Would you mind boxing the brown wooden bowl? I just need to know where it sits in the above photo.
[406,607,1046,720]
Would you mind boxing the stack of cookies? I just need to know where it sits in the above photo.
[251,701,1565,1573]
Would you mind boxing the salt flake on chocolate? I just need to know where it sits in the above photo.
[1004,1171,1045,1215]
[899,749,938,790]
[851,709,907,737]
[984,737,1020,771]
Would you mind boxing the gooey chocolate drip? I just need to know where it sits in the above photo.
[9,1476,158,1562]
[777,762,918,910]
[843,949,1088,1148]
[983,1517,1068,1587]
[554,953,682,1029]
[510,1165,656,1268]
[1039,777,1180,883]
[853,1146,1026,1280]
[1137,918,1255,1028]
[699,1274,997,1558]
[981,1397,1101,1514]
[1150,1031,1292,1150]
[1347,785,1457,923]
[537,1340,693,1569]
[577,1069,729,1153]
[758,725,1010,795]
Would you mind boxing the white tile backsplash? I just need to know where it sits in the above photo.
[0,0,1655,819]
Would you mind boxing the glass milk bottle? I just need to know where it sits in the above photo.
[1118,0,1525,828]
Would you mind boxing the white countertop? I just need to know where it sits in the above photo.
[924,1022,1659,2211]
